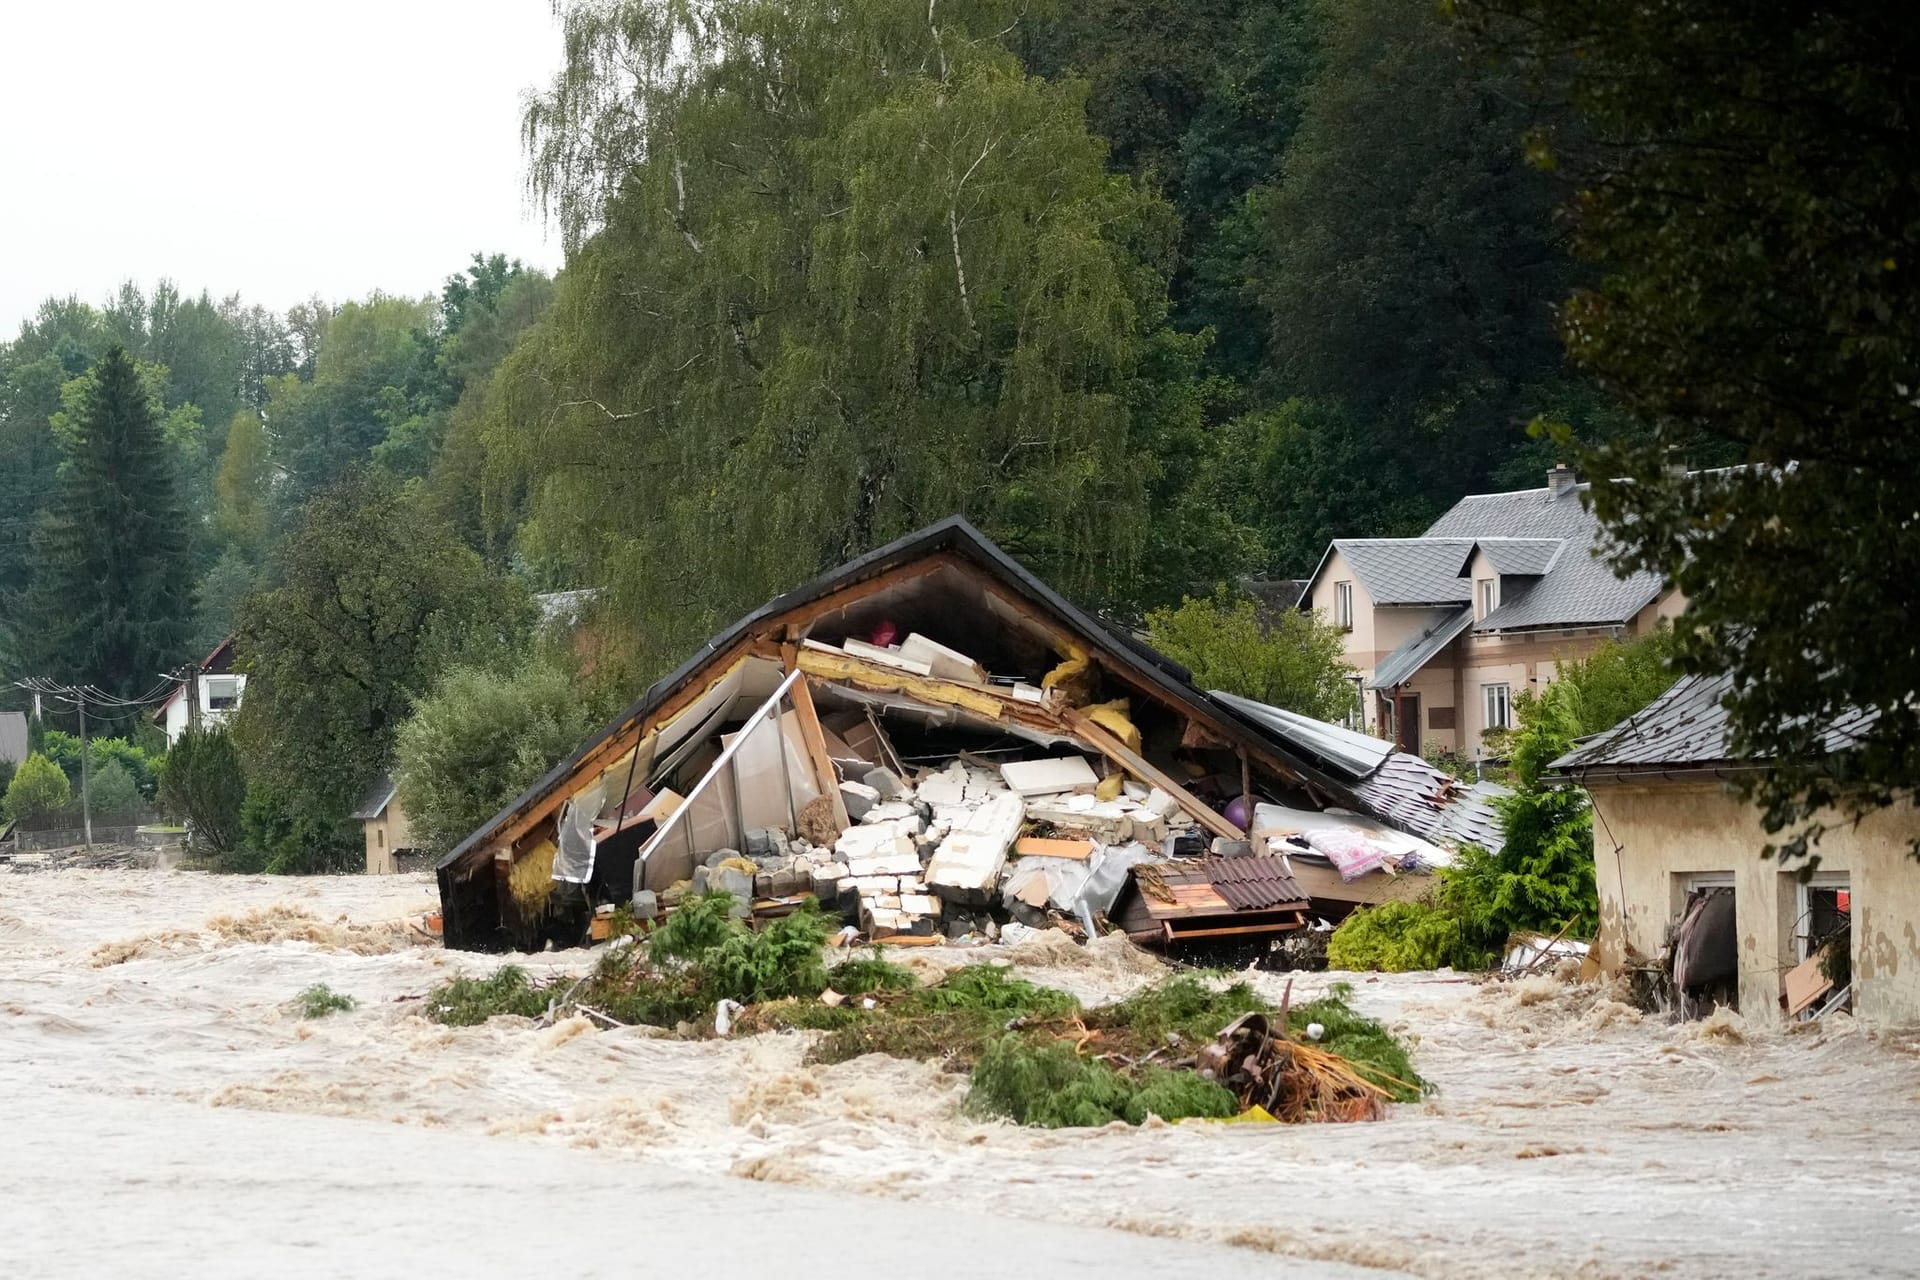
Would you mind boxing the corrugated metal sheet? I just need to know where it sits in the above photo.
[1347,754,1509,854]
[1211,690,1393,781]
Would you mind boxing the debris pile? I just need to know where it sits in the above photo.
[438,520,1504,956]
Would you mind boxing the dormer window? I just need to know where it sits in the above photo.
[1476,577,1499,621]
[1334,581,1354,630]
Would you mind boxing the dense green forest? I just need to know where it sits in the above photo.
[5,0,1906,866]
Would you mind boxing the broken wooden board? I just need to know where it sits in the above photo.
[1013,836,1097,861]
[1784,946,1836,1016]
[1060,707,1243,841]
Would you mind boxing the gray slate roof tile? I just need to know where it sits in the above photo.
[1550,673,1879,774]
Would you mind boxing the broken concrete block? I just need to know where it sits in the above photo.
[770,868,803,896]
[839,780,880,821]
[753,873,774,898]
[845,851,924,878]
[630,889,659,921]
[1210,838,1253,859]
[710,866,753,906]
[898,633,989,684]
[926,791,1024,907]
[704,847,742,869]
[1144,787,1182,819]
[1000,756,1100,797]
[691,866,711,894]
[744,828,786,859]
[916,765,968,808]
[810,865,844,897]
[861,800,921,828]
[864,768,907,800]
[900,893,942,916]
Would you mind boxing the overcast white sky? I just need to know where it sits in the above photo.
[0,1,566,335]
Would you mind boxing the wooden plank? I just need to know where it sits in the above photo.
[1013,836,1097,861]
[787,674,852,830]
[1060,707,1244,842]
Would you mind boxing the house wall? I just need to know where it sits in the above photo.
[159,673,249,746]
[1453,628,1630,754]
[1587,779,1920,1025]
[363,799,415,875]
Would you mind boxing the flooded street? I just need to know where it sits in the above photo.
[6,868,1919,1277]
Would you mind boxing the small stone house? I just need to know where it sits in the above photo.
[1552,674,1919,1025]
[352,774,415,875]
[1301,466,1685,758]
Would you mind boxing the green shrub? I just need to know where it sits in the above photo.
[87,760,142,815]
[294,984,356,1018]
[1087,974,1270,1051]
[966,1037,1238,1128]
[395,656,604,859]
[915,964,1077,1016]
[4,752,70,822]
[827,951,918,996]
[701,902,833,1004]
[424,966,553,1025]
[1327,900,1484,972]
[158,726,247,857]
[647,891,739,966]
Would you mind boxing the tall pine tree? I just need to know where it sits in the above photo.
[23,346,196,697]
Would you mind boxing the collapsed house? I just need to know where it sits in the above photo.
[436,519,1504,953]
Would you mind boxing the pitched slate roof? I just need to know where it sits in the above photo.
[349,773,398,821]
[1550,673,1879,776]
[1369,607,1474,690]
[1309,481,1668,637]
[1329,538,1475,605]
[1469,537,1564,577]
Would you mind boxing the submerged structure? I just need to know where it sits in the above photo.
[437,519,1502,952]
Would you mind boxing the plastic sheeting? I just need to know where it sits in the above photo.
[553,779,607,884]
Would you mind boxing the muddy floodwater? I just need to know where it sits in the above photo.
[5,868,1919,1278]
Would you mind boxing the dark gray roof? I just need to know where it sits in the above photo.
[349,773,398,821]
[1369,607,1475,690]
[1330,538,1475,605]
[1426,484,1600,539]
[0,711,27,766]
[1551,674,1878,776]
[1469,537,1564,577]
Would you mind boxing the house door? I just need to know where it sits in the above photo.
[1395,693,1421,755]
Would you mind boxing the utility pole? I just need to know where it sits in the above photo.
[78,696,91,849]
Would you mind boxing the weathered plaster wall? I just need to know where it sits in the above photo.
[364,800,415,876]
[1588,779,1920,1025]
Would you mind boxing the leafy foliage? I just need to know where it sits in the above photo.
[158,726,247,858]
[394,653,605,859]
[424,966,552,1026]
[4,752,71,822]
[1328,900,1485,973]
[232,468,532,828]
[1460,0,1920,861]
[1287,983,1426,1101]
[1145,588,1357,721]
[294,985,356,1018]
[968,1036,1236,1127]
[235,779,360,875]
[825,951,919,997]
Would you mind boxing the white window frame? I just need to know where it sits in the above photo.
[1482,682,1513,732]
[1796,871,1850,962]
[1476,577,1500,621]
[1333,580,1354,630]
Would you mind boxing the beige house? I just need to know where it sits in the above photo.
[1554,674,1918,1025]
[352,775,415,875]
[1302,466,1684,757]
